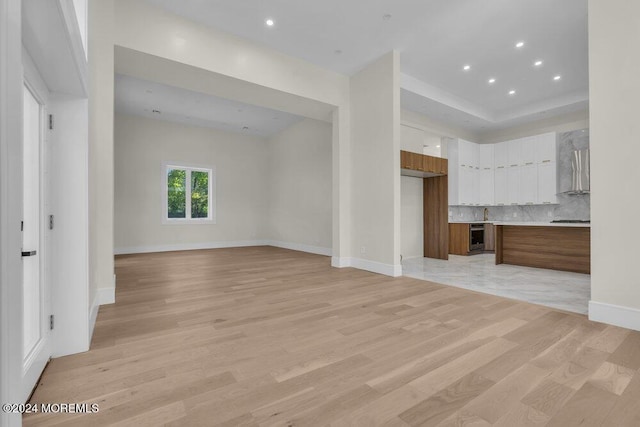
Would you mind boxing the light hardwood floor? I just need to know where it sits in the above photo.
[25,247,640,426]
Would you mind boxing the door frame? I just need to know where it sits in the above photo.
[1,0,25,424]
[20,53,52,402]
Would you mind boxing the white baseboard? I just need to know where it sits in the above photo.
[352,257,402,277]
[114,240,270,255]
[98,287,115,305]
[89,292,100,342]
[589,300,640,332]
[331,256,352,268]
[115,240,402,278]
[268,240,331,257]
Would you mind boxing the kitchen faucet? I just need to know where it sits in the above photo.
[483,207,489,221]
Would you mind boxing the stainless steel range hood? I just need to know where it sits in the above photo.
[564,149,590,195]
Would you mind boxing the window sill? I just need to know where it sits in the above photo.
[162,219,216,225]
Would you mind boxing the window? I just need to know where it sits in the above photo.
[163,163,215,224]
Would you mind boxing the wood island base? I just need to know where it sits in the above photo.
[495,225,590,274]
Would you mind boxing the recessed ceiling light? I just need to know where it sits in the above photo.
[436,145,441,148]
[553,75,562,81]
[508,90,516,95]
[534,60,543,67]
[488,78,496,84]
[463,64,471,71]
[515,41,525,48]
[265,18,274,27]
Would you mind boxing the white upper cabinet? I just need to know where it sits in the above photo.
[494,168,508,206]
[535,132,557,164]
[537,162,558,204]
[507,167,520,205]
[520,136,537,165]
[508,138,523,167]
[519,164,538,205]
[448,132,557,207]
[494,142,509,168]
[479,144,494,170]
[459,139,478,168]
[479,168,495,206]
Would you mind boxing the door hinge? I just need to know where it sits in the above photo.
[49,315,54,330]
[21,220,23,231]
[48,114,53,130]
[49,215,54,230]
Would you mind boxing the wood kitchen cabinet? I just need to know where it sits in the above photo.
[400,150,447,177]
[484,223,495,251]
[400,150,424,171]
[449,223,470,255]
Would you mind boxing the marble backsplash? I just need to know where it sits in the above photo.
[449,129,591,223]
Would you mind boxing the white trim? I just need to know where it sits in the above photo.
[331,256,352,268]
[57,0,88,95]
[162,161,216,225]
[589,301,640,332]
[268,240,331,257]
[89,291,99,341]
[98,286,115,305]
[351,258,402,277]
[88,287,114,342]
[114,240,270,255]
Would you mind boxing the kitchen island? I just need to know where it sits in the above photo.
[494,222,590,274]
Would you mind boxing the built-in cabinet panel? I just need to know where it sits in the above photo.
[535,132,557,164]
[494,168,508,206]
[448,133,558,207]
[478,168,494,206]
[507,139,522,167]
[520,136,537,166]
[507,167,520,205]
[537,161,558,204]
[479,144,494,169]
[494,142,508,168]
[520,164,538,205]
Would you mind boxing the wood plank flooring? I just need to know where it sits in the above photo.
[24,246,640,426]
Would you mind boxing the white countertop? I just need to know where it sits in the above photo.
[492,221,591,228]
[449,220,590,227]
[449,221,494,224]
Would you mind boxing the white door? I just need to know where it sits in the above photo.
[21,83,50,402]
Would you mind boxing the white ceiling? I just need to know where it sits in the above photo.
[144,0,588,134]
[114,74,304,138]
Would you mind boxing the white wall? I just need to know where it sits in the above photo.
[268,118,332,254]
[91,0,353,294]
[88,0,114,314]
[401,108,478,142]
[478,109,589,144]
[350,51,401,276]
[401,176,423,259]
[588,0,640,331]
[114,114,270,253]
[401,124,424,153]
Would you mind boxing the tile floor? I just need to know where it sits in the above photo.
[402,253,590,314]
